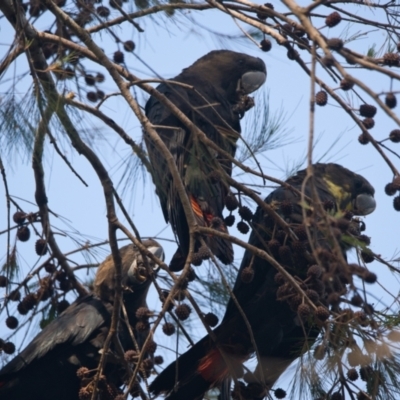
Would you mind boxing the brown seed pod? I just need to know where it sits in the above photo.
[287,47,299,61]
[154,355,164,365]
[224,214,235,227]
[241,266,254,283]
[359,366,373,381]
[307,265,323,279]
[297,303,311,318]
[143,358,154,371]
[44,263,57,273]
[260,39,272,52]
[113,50,124,63]
[136,307,152,320]
[186,267,196,282]
[97,6,110,17]
[3,342,16,354]
[315,306,329,321]
[347,368,359,381]
[86,91,98,103]
[359,104,377,118]
[361,250,374,263]
[13,211,26,225]
[124,349,138,363]
[197,245,211,260]
[175,303,191,321]
[315,90,328,106]
[350,294,363,307]
[257,3,273,19]
[256,9,269,20]
[145,339,157,354]
[225,194,239,211]
[35,239,48,256]
[84,74,95,86]
[385,92,397,108]
[322,57,335,70]
[389,129,400,143]
[274,388,287,399]
[363,271,377,283]
[162,322,176,336]
[96,90,105,100]
[305,289,319,303]
[160,290,174,311]
[238,206,253,222]
[340,78,354,91]
[17,226,31,242]
[123,40,135,52]
[22,293,38,310]
[293,224,308,240]
[78,386,92,400]
[363,303,374,315]
[204,312,219,327]
[358,133,370,145]
[325,11,341,27]
[383,52,400,67]
[94,73,105,84]
[191,253,203,267]
[237,221,250,234]
[6,316,18,330]
[135,320,150,332]
[394,196,400,211]
[76,366,89,379]
[362,117,374,129]
[327,38,343,51]
[331,392,343,400]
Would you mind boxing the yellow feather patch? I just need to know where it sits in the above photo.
[322,178,352,211]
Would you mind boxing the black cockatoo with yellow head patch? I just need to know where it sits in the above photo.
[149,163,376,400]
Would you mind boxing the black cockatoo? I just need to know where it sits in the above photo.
[144,50,266,271]
[149,163,376,400]
[0,239,164,400]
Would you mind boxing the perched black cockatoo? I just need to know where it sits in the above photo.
[144,50,266,271]
[0,239,164,400]
[149,163,376,400]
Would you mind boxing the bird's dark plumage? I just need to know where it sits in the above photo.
[144,50,266,271]
[149,163,376,399]
[0,239,164,400]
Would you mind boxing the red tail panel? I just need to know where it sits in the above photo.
[198,348,229,383]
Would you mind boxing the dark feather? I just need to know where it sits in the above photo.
[144,50,266,270]
[149,163,375,399]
